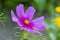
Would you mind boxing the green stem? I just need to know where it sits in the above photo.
[23,30,28,39]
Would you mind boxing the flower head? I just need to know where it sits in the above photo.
[55,17,60,27]
[11,4,47,34]
[55,6,60,13]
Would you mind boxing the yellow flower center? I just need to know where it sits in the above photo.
[55,6,60,13]
[55,17,60,27]
[24,20,30,25]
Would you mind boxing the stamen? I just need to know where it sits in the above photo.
[24,20,30,25]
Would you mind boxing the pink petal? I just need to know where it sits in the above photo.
[32,16,44,24]
[16,4,24,18]
[24,27,36,34]
[20,27,24,30]
[34,23,47,31]
[11,10,23,27]
[11,10,18,22]
[16,20,23,27]
[39,24,47,31]
[25,7,36,20]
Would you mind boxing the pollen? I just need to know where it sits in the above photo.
[24,20,30,25]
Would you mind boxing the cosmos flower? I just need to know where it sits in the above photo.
[55,17,60,27]
[11,4,47,33]
[55,6,60,13]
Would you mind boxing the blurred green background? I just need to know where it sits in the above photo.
[0,0,60,40]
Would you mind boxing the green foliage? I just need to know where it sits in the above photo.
[14,27,48,40]
[34,0,46,13]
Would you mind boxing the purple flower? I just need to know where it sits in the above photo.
[11,4,47,34]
